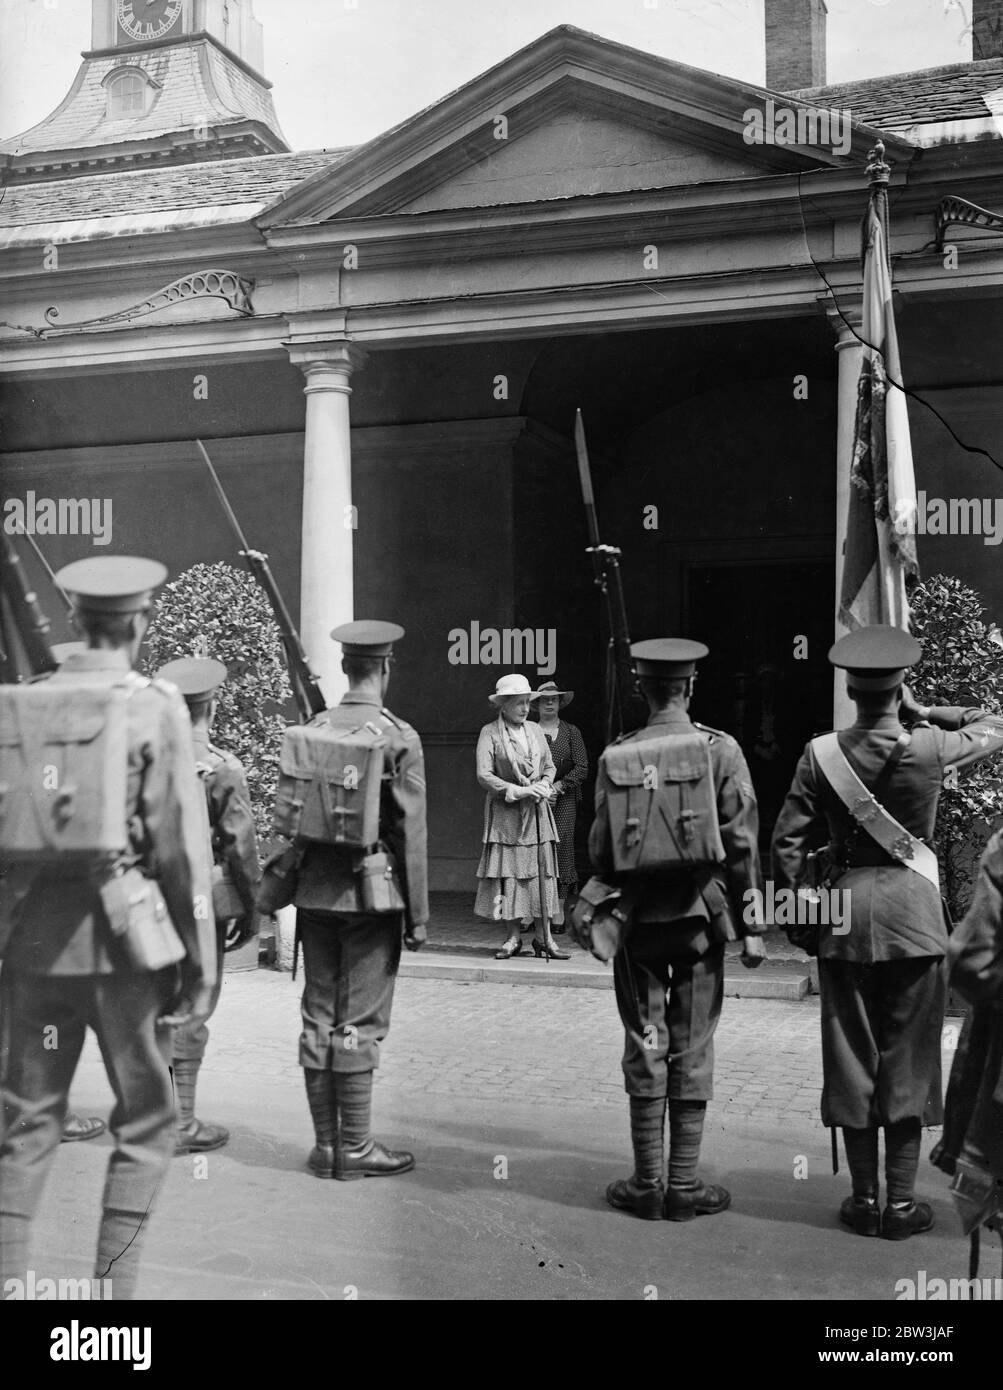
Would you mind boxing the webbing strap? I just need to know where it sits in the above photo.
[811,733,940,889]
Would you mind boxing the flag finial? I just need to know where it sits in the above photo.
[866,141,890,190]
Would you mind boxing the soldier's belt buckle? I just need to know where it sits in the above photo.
[890,834,915,862]
[850,795,879,824]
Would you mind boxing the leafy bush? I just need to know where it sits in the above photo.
[142,562,292,842]
[909,575,1003,915]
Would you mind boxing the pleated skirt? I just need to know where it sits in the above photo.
[474,841,564,924]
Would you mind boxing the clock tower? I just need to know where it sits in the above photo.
[1,0,288,182]
[111,1,188,48]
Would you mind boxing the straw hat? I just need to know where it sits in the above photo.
[535,680,573,708]
[488,673,543,707]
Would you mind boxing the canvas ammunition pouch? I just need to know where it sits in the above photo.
[357,847,407,914]
[570,876,633,962]
[98,865,186,973]
[600,733,725,874]
[0,679,138,864]
[256,844,302,915]
[211,865,246,922]
[273,717,390,848]
[949,1158,1003,1238]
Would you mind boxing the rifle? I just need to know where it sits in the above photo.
[16,526,72,616]
[573,409,642,743]
[0,530,58,678]
[196,439,326,722]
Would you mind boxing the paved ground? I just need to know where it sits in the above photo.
[268,893,817,998]
[21,965,978,1302]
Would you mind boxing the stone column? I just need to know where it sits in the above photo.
[830,308,864,730]
[287,341,364,705]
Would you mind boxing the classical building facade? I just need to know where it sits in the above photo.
[3,1,1003,884]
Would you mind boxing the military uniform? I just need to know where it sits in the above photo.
[156,657,261,1155]
[930,828,1003,1238]
[772,625,1003,1239]
[31,642,108,1148]
[0,558,212,1298]
[588,639,764,1220]
[285,621,428,1180]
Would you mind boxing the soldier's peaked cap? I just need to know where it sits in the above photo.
[54,556,167,612]
[155,657,228,702]
[829,625,921,691]
[631,638,709,678]
[330,620,404,656]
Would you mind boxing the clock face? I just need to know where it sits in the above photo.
[116,0,185,44]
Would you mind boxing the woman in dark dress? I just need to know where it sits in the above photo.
[533,681,588,926]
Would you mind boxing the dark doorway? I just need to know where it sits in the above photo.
[684,556,834,851]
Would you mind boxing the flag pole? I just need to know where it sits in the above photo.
[864,139,891,273]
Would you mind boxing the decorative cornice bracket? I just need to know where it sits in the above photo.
[41,268,255,335]
[935,195,1003,252]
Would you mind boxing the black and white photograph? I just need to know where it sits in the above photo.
[0,0,1002,1349]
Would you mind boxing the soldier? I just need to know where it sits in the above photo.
[287,620,428,1180]
[155,657,261,1155]
[589,639,765,1221]
[772,625,1003,1240]
[0,557,212,1299]
[47,643,108,1148]
[930,827,1003,1244]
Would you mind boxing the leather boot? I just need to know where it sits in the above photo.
[663,1181,732,1221]
[172,1058,229,1154]
[882,1201,934,1241]
[61,1113,106,1143]
[336,1139,416,1181]
[304,1069,338,1178]
[839,1193,881,1237]
[606,1097,665,1219]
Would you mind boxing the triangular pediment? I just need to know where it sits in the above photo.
[259,26,909,228]
[395,90,788,213]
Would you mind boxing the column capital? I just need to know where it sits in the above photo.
[819,293,863,345]
[284,338,367,383]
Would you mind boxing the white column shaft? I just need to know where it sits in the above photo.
[300,358,354,704]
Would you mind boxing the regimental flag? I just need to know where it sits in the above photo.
[838,199,920,631]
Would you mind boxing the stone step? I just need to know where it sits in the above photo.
[400,951,813,999]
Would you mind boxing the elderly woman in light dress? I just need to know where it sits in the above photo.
[473,674,570,960]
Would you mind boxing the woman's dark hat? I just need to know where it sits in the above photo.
[535,681,573,708]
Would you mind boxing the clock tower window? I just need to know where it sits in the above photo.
[105,68,152,117]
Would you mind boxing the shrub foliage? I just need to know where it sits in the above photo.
[909,574,1003,915]
[142,561,292,842]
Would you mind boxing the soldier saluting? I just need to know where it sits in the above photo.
[587,639,765,1221]
[155,656,261,1155]
[275,620,429,1181]
[0,557,213,1299]
[772,625,1003,1240]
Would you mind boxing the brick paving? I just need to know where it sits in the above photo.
[35,969,966,1302]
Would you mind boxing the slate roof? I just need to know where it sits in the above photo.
[0,38,287,159]
[790,57,1003,129]
[0,149,350,228]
